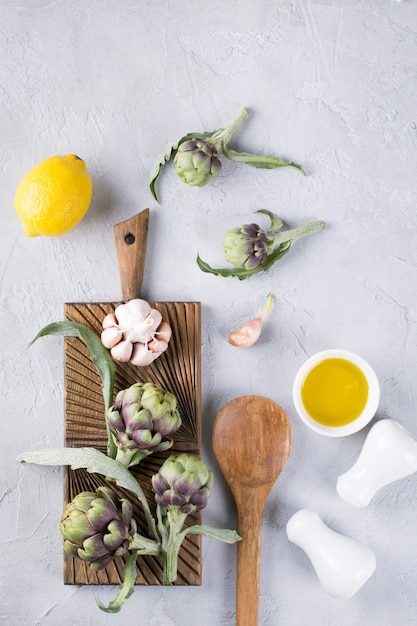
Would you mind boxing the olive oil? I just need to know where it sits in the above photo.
[301,358,369,427]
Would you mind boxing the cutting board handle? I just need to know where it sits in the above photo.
[113,209,149,300]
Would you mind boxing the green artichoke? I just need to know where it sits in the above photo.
[223,222,271,270]
[150,107,306,202]
[60,486,137,571]
[151,453,240,585]
[197,209,325,280]
[174,138,221,187]
[108,382,182,468]
[152,453,213,515]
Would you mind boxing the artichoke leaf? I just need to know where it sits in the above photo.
[96,551,138,613]
[222,144,306,174]
[29,321,116,458]
[196,243,292,280]
[29,321,114,413]
[17,447,158,540]
[255,208,284,231]
[180,524,242,544]
[150,141,179,202]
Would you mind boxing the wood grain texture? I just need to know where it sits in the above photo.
[63,300,201,586]
[113,210,149,300]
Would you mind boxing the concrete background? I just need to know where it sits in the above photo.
[1,1,417,624]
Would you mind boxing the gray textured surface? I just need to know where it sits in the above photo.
[1,1,417,624]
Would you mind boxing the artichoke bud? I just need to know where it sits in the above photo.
[60,486,136,571]
[223,222,271,270]
[152,453,213,515]
[174,138,221,187]
[108,382,182,467]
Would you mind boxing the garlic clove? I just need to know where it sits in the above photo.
[102,313,118,329]
[155,321,172,343]
[148,338,168,354]
[228,293,274,348]
[110,339,133,362]
[228,316,263,348]
[130,342,158,366]
[101,327,123,349]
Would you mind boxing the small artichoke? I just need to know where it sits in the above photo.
[60,486,136,571]
[223,222,271,270]
[197,209,325,280]
[173,138,221,187]
[150,107,306,202]
[152,453,213,515]
[108,382,182,467]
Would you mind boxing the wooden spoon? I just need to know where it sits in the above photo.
[212,395,292,626]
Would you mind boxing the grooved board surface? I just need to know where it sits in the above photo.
[63,301,202,586]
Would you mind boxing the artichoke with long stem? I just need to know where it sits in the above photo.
[197,209,325,280]
[152,453,241,584]
[150,107,305,201]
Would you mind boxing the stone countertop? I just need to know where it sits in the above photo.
[1,1,417,624]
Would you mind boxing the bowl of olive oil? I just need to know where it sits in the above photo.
[293,350,380,436]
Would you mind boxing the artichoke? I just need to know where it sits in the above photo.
[223,222,271,270]
[150,107,306,202]
[60,486,137,571]
[108,382,182,468]
[197,209,325,280]
[174,138,221,187]
[152,453,213,515]
[151,453,240,585]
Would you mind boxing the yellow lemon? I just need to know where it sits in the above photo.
[15,154,93,237]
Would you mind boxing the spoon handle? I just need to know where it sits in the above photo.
[236,499,265,626]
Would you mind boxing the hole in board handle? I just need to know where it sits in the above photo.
[124,233,135,245]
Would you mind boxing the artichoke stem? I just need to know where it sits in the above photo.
[115,447,146,468]
[270,220,325,248]
[210,107,249,147]
[161,510,188,585]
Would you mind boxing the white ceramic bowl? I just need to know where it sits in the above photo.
[292,349,380,437]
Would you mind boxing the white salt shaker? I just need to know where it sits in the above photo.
[337,419,417,508]
[286,509,376,599]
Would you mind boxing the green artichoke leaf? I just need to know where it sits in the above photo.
[150,131,215,202]
[17,447,158,541]
[254,208,284,231]
[180,524,242,544]
[96,550,138,613]
[196,242,292,280]
[29,321,116,458]
[222,144,306,175]
[150,141,178,202]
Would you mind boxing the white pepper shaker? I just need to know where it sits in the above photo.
[337,419,417,508]
[286,509,376,599]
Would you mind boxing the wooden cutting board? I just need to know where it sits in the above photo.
[63,209,202,586]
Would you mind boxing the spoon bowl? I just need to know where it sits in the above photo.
[212,395,291,626]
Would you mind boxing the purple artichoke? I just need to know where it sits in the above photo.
[60,486,136,571]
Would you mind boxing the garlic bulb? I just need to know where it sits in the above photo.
[101,299,172,366]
